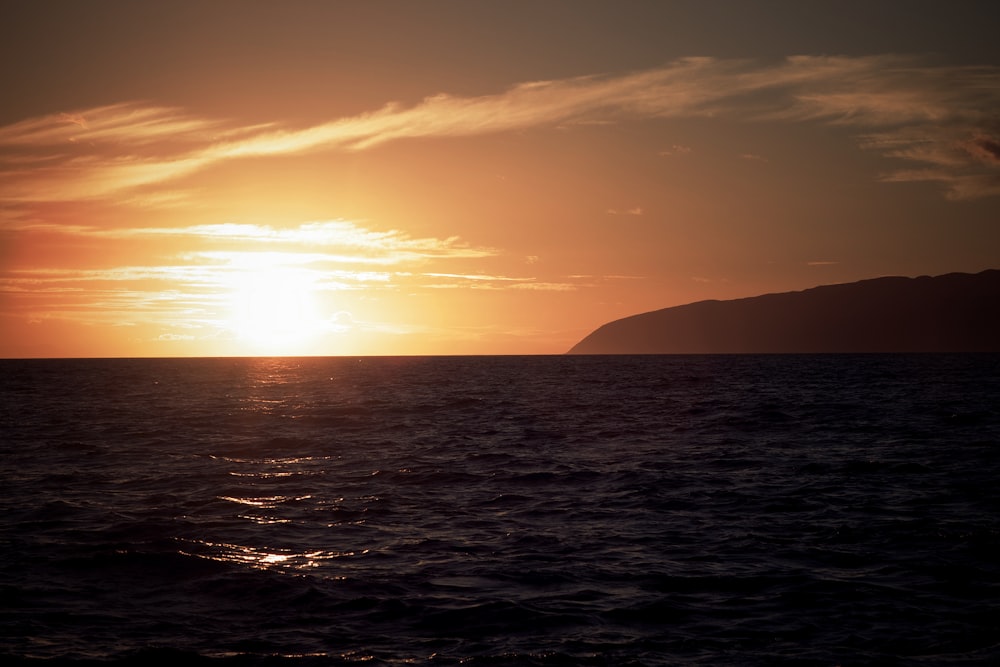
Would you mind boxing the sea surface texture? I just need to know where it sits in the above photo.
[2,355,999,666]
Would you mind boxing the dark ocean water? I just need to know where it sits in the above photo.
[1,355,999,666]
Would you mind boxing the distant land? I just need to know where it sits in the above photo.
[568,270,1000,354]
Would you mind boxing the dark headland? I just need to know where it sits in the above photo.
[568,269,1000,354]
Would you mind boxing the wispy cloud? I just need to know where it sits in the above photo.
[659,144,693,156]
[0,103,226,147]
[963,134,1000,166]
[2,56,999,202]
[416,272,578,291]
[8,220,496,263]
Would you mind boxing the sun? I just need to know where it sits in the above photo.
[228,266,324,351]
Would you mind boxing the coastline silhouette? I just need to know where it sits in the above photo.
[569,270,1000,354]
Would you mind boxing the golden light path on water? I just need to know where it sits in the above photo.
[177,538,362,571]
[184,445,372,574]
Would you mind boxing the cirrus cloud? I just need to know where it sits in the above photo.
[1,55,999,204]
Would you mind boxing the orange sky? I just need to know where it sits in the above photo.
[2,1,1000,357]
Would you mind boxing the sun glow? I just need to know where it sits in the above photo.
[228,266,324,351]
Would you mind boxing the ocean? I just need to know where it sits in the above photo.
[1,354,998,666]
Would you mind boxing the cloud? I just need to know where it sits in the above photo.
[607,207,644,216]
[0,103,224,147]
[878,168,1000,200]
[2,56,999,202]
[740,153,769,163]
[0,218,553,332]
[508,282,577,291]
[8,220,496,263]
[157,333,195,341]
[659,144,693,156]
[415,272,578,291]
[962,134,1000,165]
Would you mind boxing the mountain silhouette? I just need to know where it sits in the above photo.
[568,270,1000,354]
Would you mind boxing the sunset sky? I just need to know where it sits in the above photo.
[3,0,1000,357]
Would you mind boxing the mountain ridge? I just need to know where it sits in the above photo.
[568,270,1000,354]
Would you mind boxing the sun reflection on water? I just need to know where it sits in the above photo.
[178,538,365,572]
[209,454,334,466]
[195,439,370,576]
[218,495,312,508]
